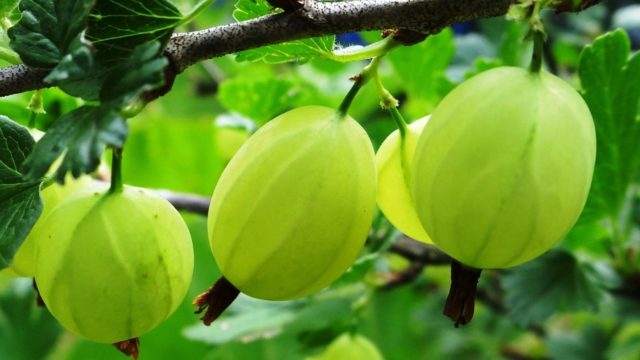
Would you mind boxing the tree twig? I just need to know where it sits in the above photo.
[154,190,211,215]
[0,0,600,98]
[389,237,452,264]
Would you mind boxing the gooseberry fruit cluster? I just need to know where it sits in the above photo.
[4,59,596,357]
[199,63,595,330]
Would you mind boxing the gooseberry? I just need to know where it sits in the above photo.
[375,116,431,243]
[208,106,376,300]
[412,67,596,269]
[35,187,194,343]
[310,333,384,360]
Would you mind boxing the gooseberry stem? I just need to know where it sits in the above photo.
[27,112,36,129]
[329,36,400,63]
[337,56,383,118]
[529,30,544,73]
[389,107,409,139]
[337,77,365,118]
[109,148,124,194]
[526,0,548,73]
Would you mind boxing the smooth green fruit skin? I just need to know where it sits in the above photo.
[208,106,376,300]
[9,176,98,277]
[376,116,431,243]
[412,67,596,269]
[309,333,384,360]
[35,187,194,343]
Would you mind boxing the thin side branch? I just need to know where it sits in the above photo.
[154,190,211,214]
[157,189,453,266]
[0,0,599,98]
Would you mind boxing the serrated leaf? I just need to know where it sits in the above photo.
[388,28,455,108]
[0,116,41,269]
[0,0,20,64]
[23,106,127,182]
[0,118,33,173]
[236,37,336,64]
[218,77,309,124]
[503,250,606,326]
[577,29,640,224]
[86,0,182,62]
[233,0,273,21]
[8,0,95,69]
[232,0,334,63]
[100,41,167,106]
[44,35,99,98]
[47,40,167,105]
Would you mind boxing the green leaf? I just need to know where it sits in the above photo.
[236,37,336,64]
[607,323,640,360]
[185,299,298,344]
[0,117,33,174]
[232,0,334,63]
[8,0,95,68]
[547,323,615,360]
[233,0,273,21]
[0,0,20,65]
[503,250,607,326]
[0,0,19,17]
[184,295,354,345]
[47,41,167,105]
[86,0,182,62]
[0,279,62,358]
[499,21,526,67]
[43,36,100,99]
[388,28,455,109]
[99,41,168,107]
[218,77,310,124]
[0,116,41,269]
[577,29,640,223]
[22,106,127,182]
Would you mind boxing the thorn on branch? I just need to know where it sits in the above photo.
[194,277,240,326]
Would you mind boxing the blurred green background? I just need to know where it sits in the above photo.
[2,0,640,359]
